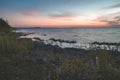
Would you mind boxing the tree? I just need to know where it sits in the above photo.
[0,18,13,32]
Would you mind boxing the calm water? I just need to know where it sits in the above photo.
[18,27,120,49]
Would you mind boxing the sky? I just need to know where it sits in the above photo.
[0,0,120,27]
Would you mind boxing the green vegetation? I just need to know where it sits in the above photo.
[0,18,13,32]
[0,18,120,80]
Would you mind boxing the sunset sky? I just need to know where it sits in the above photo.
[0,0,120,27]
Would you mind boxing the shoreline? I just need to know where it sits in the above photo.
[19,32,120,51]
[17,28,120,52]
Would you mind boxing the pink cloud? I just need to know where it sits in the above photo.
[21,10,39,16]
[48,13,78,20]
[95,12,120,27]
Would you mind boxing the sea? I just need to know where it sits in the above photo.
[17,27,120,49]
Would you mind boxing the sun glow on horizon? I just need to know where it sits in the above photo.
[9,14,108,27]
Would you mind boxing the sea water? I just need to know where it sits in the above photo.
[18,27,120,49]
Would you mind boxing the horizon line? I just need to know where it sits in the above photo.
[14,26,120,29]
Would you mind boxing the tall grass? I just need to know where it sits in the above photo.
[0,32,33,80]
[0,32,33,53]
